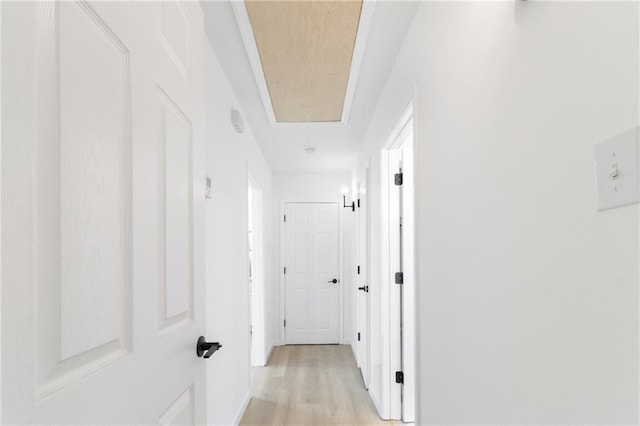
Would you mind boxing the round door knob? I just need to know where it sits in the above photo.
[328,278,338,284]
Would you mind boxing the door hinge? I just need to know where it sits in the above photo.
[284,319,286,327]
[284,214,286,222]
[357,265,360,275]
[357,332,361,341]
[394,173,403,186]
[357,199,360,208]
[284,267,287,275]
[395,371,404,384]
[395,272,404,284]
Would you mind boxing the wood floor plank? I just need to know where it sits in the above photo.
[239,345,398,425]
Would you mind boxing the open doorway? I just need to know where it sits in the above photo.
[381,103,415,423]
[248,176,266,366]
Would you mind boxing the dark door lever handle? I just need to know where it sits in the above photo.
[197,336,222,359]
[328,279,338,284]
[358,285,369,292]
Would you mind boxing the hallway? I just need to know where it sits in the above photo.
[240,346,397,425]
[2,1,639,424]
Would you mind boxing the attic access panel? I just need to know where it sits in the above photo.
[244,0,363,123]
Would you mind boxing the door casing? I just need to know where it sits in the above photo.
[380,100,416,422]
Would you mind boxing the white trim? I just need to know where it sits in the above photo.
[0,2,3,420]
[384,103,414,151]
[349,341,358,361]
[231,0,376,126]
[370,388,384,421]
[280,200,344,345]
[264,340,278,365]
[386,147,403,420]
[279,202,286,343]
[339,199,345,344]
[233,391,252,426]
[230,1,276,124]
[340,0,375,124]
[379,150,392,420]
[410,85,422,425]
[637,5,640,422]
[380,99,415,421]
[357,161,372,390]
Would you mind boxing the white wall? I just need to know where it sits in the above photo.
[271,173,353,346]
[203,32,273,425]
[357,2,639,424]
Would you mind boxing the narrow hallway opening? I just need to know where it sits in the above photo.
[240,345,397,425]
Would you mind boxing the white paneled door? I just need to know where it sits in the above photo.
[284,203,340,344]
[356,168,371,389]
[2,2,207,424]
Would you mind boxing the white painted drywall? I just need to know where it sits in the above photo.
[357,2,639,424]
[271,173,353,347]
[203,33,273,425]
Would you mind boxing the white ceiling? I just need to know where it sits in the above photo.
[201,1,419,174]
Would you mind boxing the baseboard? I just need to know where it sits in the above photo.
[233,391,251,426]
[349,342,358,362]
[370,390,385,420]
[264,341,276,365]
[340,338,351,345]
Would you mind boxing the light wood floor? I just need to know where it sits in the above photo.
[239,345,398,425]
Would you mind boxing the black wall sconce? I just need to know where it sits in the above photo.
[341,185,355,212]
[343,195,355,212]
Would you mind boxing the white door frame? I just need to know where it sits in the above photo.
[0,3,3,418]
[279,200,345,345]
[356,163,372,388]
[380,100,416,421]
[0,4,3,421]
[248,175,266,366]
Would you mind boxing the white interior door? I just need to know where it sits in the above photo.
[399,141,415,423]
[249,177,265,366]
[2,2,207,423]
[284,203,340,344]
[357,169,371,388]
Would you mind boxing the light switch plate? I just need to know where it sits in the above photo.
[595,126,639,211]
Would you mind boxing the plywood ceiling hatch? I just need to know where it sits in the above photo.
[245,0,363,123]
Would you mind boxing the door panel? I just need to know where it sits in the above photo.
[285,203,339,344]
[58,0,131,365]
[159,385,194,426]
[158,86,194,332]
[2,2,206,423]
[34,1,133,398]
[158,1,190,80]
